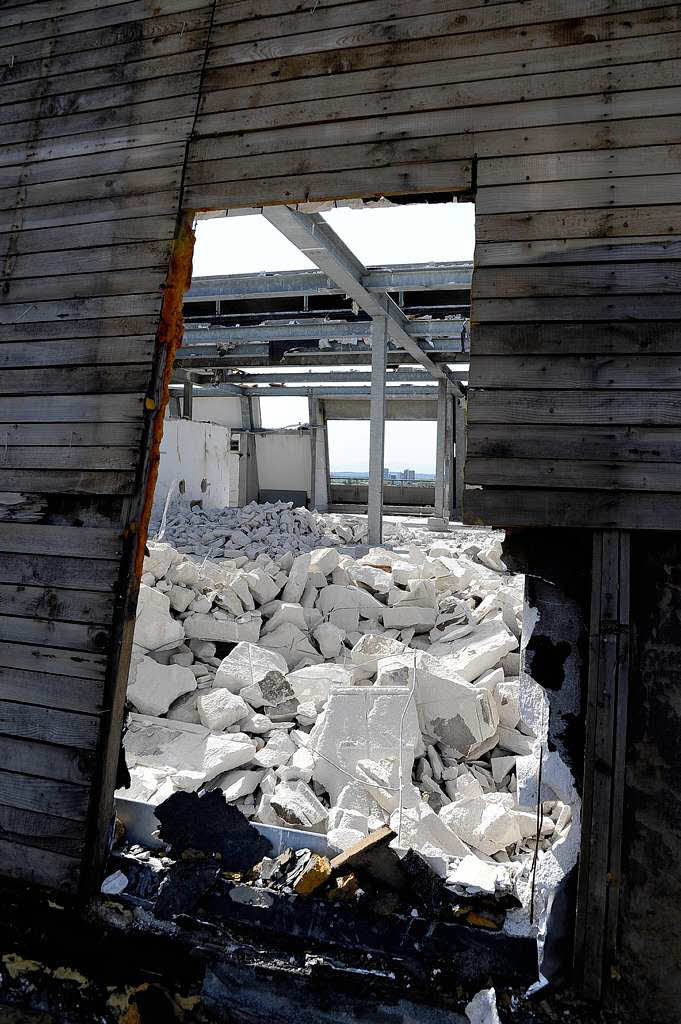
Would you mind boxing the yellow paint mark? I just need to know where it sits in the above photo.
[53,966,89,988]
[2,954,43,979]
[145,397,157,410]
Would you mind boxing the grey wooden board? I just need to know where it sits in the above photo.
[0,768,89,821]
[0,735,93,787]
[207,4,681,75]
[0,615,110,654]
[0,471,135,496]
[0,585,114,626]
[0,796,87,851]
[468,424,681,463]
[475,236,681,266]
[478,141,681,186]
[0,554,120,593]
[0,447,137,469]
[1,270,168,305]
[0,424,142,447]
[0,217,175,255]
[0,666,105,715]
[466,458,681,492]
[467,390,681,425]
[0,803,86,857]
[4,242,172,278]
[470,322,681,355]
[184,160,472,209]
[473,263,681,298]
[0,195,181,234]
[476,174,681,215]
[0,395,144,423]
[0,316,160,342]
[0,340,155,369]
[0,366,150,395]
[464,488,681,530]
[476,204,681,242]
[202,32,681,117]
[0,642,106,681]
[0,836,80,890]
[469,355,681,389]
[206,0,681,64]
[0,699,99,748]
[471,296,681,321]
[0,524,122,559]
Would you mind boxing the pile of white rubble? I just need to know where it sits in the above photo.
[152,499,425,561]
[121,531,578,929]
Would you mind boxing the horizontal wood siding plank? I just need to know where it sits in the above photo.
[0,666,105,714]
[1,270,167,305]
[206,0,681,66]
[0,736,94,786]
[0,642,106,681]
[3,242,172,279]
[464,488,681,531]
[476,174,681,215]
[201,34,681,119]
[195,63,681,138]
[467,390,681,425]
[0,395,144,423]
[466,457,681,492]
[0,524,122,559]
[0,447,137,470]
[0,217,175,256]
[0,615,111,654]
[0,554,119,593]
[467,423,681,463]
[0,470,136,496]
[0,699,99,748]
[475,236,681,266]
[478,142,681,186]
[0,340,155,370]
[473,263,681,299]
[469,356,681,389]
[0,768,89,820]
[471,296,681,321]
[0,423,142,447]
[470,322,681,355]
[0,803,86,858]
[0,585,114,626]
[475,204,681,242]
[183,159,472,209]
[0,366,150,395]
[0,836,80,889]
[206,6,681,82]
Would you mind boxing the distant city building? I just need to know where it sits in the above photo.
[402,469,416,482]
[383,467,390,479]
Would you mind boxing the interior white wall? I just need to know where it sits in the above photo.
[192,396,244,428]
[155,419,239,511]
[255,431,311,496]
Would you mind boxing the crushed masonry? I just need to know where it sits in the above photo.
[119,501,579,931]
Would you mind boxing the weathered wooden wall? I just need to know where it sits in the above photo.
[2,0,681,935]
[0,0,213,892]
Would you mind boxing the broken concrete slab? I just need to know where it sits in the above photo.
[127,655,196,717]
[133,584,185,654]
[197,688,250,731]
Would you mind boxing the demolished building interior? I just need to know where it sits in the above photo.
[2,1,681,1022]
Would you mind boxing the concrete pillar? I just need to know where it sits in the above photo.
[182,381,193,420]
[429,380,453,530]
[238,396,260,506]
[308,397,329,511]
[368,316,388,545]
[455,390,466,518]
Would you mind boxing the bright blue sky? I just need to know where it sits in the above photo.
[192,203,474,472]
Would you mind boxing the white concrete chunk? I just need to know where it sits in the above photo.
[133,585,185,654]
[197,688,250,731]
[127,655,196,717]
[213,642,288,694]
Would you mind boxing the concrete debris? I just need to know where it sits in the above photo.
[120,513,576,926]
[465,987,501,1024]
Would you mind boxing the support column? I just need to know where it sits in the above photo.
[308,396,328,511]
[454,389,466,518]
[238,396,259,506]
[430,379,452,529]
[368,316,387,546]
[575,529,631,1000]
[182,381,193,420]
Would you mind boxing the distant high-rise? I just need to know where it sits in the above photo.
[402,468,416,482]
[383,467,390,479]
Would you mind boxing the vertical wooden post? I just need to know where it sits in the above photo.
[575,529,631,999]
[454,390,466,517]
[368,316,387,545]
[434,378,447,521]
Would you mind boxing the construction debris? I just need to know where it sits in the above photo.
[120,513,578,927]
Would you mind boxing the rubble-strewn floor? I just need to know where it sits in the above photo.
[119,502,578,941]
